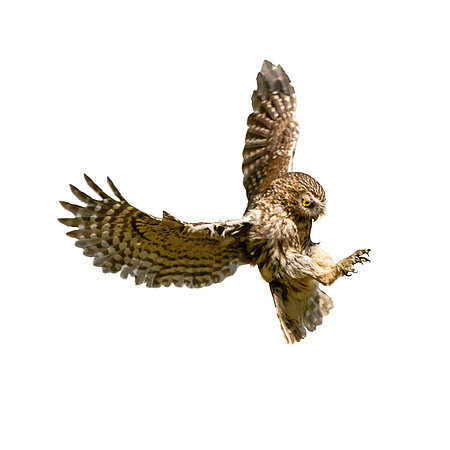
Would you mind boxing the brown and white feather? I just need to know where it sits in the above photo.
[242,60,299,210]
[59,175,250,289]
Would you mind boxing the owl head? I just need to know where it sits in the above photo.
[265,172,327,221]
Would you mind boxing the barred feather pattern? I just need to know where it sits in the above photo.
[59,175,250,288]
[58,61,370,345]
[242,60,300,210]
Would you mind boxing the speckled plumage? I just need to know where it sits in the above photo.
[59,61,370,344]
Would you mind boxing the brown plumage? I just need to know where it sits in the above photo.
[60,175,250,289]
[243,60,299,210]
[59,60,370,343]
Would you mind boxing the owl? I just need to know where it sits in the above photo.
[59,60,370,343]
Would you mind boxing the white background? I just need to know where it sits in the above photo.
[1,1,449,449]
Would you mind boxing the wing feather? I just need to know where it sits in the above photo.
[59,177,250,288]
[242,61,299,210]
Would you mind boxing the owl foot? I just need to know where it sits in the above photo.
[338,249,371,277]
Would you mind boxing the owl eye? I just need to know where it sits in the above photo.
[302,199,313,208]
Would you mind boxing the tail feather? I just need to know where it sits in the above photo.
[270,282,334,344]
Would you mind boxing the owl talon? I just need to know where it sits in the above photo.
[355,256,370,263]
[338,248,371,277]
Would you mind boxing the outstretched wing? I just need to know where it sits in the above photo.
[242,60,299,210]
[270,282,334,344]
[59,175,250,288]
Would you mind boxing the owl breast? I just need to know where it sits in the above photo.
[246,206,314,288]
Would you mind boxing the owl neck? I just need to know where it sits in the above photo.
[295,217,313,252]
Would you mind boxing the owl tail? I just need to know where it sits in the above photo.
[270,282,334,344]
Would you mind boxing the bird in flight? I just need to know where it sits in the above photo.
[59,60,370,343]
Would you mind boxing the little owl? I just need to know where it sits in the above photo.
[59,60,370,343]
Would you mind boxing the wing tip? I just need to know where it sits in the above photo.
[256,60,295,98]
[106,176,127,202]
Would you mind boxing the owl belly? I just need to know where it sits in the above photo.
[258,245,318,294]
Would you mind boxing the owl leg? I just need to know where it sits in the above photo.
[337,249,371,277]
[312,249,371,284]
[289,249,370,286]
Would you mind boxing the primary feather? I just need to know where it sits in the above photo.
[59,175,250,289]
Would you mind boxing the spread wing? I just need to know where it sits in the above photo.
[242,60,299,210]
[59,175,250,288]
[270,282,334,344]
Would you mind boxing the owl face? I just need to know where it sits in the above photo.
[262,172,327,221]
[298,191,326,221]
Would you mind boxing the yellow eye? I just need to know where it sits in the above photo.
[302,199,312,207]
